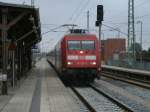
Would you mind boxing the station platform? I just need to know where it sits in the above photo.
[0,58,80,112]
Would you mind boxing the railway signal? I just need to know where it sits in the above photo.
[95,5,104,44]
[96,5,104,70]
[96,5,104,26]
[97,5,103,21]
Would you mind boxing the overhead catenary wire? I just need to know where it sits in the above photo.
[42,23,59,26]
[102,24,128,36]
[104,11,150,32]
[103,0,150,32]
[42,25,65,35]
[68,0,86,22]
[71,0,90,23]
[135,12,150,19]
[107,0,150,21]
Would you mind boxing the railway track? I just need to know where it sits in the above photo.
[71,86,133,112]
[101,72,150,89]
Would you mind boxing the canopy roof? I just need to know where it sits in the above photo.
[0,2,41,47]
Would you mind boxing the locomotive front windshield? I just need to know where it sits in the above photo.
[68,40,95,50]
[82,41,95,50]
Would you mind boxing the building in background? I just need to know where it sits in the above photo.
[101,38,126,64]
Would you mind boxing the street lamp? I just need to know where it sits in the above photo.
[137,20,143,63]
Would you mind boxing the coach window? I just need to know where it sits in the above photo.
[82,41,95,50]
[68,41,81,50]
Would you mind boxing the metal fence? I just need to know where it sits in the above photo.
[107,59,150,71]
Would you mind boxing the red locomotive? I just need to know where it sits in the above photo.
[52,29,101,84]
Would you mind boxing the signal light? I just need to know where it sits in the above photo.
[97,5,103,21]
[95,21,101,26]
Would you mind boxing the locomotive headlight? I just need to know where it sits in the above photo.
[67,62,72,65]
[92,62,96,65]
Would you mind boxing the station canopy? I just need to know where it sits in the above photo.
[0,2,41,48]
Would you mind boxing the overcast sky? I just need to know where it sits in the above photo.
[1,0,150,52]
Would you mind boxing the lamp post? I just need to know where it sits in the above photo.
[137,20,143,63]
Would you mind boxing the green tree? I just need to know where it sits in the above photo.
[148,47,150,53]
[129,43,142,53]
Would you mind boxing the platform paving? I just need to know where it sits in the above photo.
[1,70,37,112]
[0,58,80,112]
[40,59,79,112]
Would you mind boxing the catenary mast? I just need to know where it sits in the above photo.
[128,0,135,59]
[31,0,34,6]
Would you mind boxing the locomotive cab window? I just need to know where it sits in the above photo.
[68,41,81,50]
[82,41,95,50]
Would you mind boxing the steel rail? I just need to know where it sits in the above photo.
[102,71,150,84]
[71,87,96,112]
[47,59,133,111]
[90,84,134,112]
[102,72,150,89]
[101,66,150,80]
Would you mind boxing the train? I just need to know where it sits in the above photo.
[50,29,101,84]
